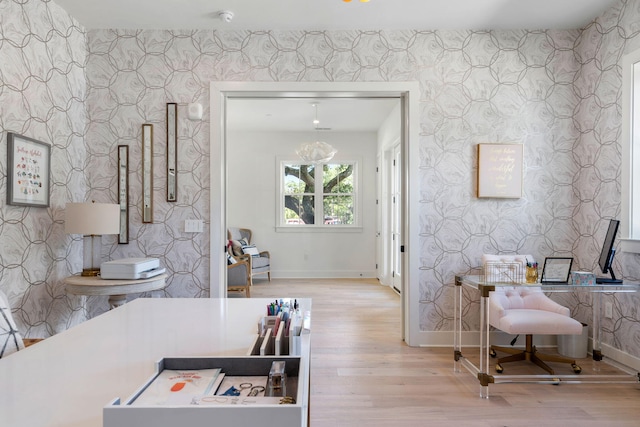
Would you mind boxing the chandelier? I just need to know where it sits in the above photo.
[296,103,337,164]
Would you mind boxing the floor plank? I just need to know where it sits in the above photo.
[249,278,640,426]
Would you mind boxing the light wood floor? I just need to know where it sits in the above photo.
[249,278,640,426]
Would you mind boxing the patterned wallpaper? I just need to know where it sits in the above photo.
[2,0,640,359]
[0,0,88,337]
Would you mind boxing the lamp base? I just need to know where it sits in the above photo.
[81,268,100,277]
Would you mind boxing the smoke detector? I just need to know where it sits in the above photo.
[218,10,234,23]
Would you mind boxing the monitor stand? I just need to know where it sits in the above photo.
[596,277,623,284]
[596,268,622,284]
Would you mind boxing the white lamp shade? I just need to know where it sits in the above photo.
[65,203,121,235]
[296,141,337,163]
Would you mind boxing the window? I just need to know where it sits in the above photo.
[279,161,358,228]
[621,48,640,253]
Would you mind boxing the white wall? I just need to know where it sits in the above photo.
[376,103,402,286]
[378,103,402,152]
[227,130,378,278]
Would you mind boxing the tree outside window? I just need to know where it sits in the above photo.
[283,162,355,226]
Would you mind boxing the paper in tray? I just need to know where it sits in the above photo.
[131,368,223,406]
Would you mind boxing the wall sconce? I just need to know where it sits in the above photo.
[65,202,120,276]
[188,103,203,121]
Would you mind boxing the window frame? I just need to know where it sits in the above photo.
[276,158,362,232]
[621,47,640,253]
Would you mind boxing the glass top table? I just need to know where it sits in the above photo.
[453,275,640,398]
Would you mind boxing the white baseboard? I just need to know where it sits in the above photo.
[598,340,640,372]
[271,270,377,279]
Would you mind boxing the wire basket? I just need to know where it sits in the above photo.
[483,261,524,284]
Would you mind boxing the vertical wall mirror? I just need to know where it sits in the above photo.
[167,103,177,202]
[142,123,154,223]
[117,145,129,243]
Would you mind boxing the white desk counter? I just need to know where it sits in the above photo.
[0,297,310,427]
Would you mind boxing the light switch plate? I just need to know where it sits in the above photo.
[185,220,203,233]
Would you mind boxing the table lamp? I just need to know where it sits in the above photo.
[65,202,120,276]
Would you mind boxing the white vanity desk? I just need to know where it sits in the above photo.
[0,297,311,427]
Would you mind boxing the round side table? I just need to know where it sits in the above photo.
[64,274,167,309]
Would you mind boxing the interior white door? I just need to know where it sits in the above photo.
[391,143,402,294]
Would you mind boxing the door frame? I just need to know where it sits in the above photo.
[210,81,420,344]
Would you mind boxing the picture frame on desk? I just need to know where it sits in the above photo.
[540,257,573,283]
[6,132,51,207]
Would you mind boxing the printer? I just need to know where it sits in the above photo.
[100,258,165,280]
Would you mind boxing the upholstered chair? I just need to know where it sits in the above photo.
[226,256,251,298]
[228,227,271,285]
[482,254,584,374]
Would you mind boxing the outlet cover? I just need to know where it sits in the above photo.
[605,302,613,319]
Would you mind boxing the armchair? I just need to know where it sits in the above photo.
[226,255,251,298]
[228,227,271,285]
[483,254,584,374]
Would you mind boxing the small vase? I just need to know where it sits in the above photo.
[526,266,538,284]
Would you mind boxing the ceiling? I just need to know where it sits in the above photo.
[227,98,400,132]
[54,0,618,31]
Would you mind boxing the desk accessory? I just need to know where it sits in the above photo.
[571,271,596,286]
[100,258,165,280]
[540,257,573,283]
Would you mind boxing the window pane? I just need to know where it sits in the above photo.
[285,164,315,194]
[323,164,353,194]
[323,195,354,225]
[284,195,315,224]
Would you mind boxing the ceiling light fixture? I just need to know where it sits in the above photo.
[218,10,234,23]
[296,103,337,164]
[343,0,371,3]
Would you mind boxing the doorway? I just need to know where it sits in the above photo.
[210,81,420,344]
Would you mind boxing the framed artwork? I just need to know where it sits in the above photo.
[117,145,129,244]
[166,103,177,202]
[142,124,154,223]
[6,132,51,207]
[477,143,523,198]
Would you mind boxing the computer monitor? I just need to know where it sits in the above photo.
[596,219,622,284]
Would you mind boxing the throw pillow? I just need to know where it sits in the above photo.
[230,240,244,257]
[242,244,260,257]
[226,252,237,265]
[0,291,25,358]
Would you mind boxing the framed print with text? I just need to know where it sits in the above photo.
[477,143,523,198]
[7,132,51,207]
